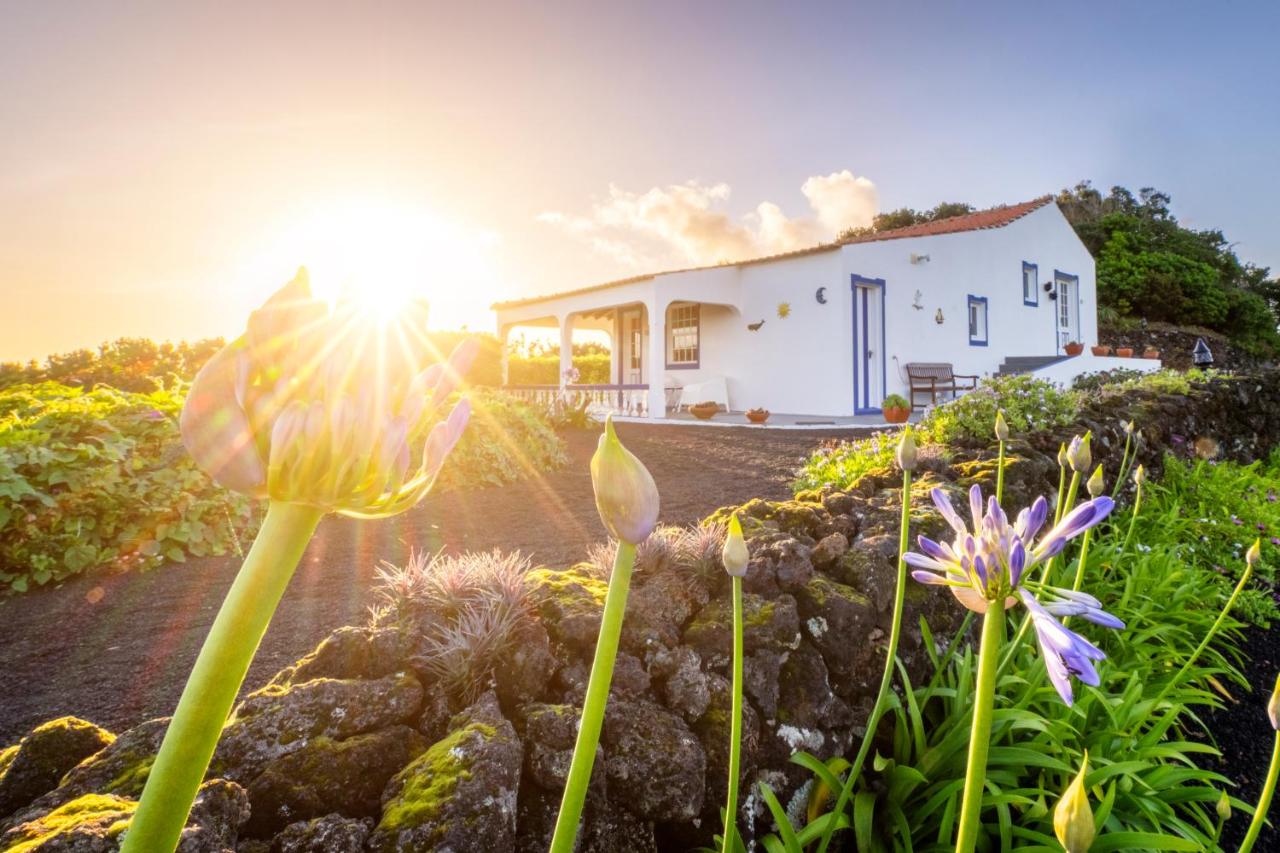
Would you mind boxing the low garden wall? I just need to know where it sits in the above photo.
[3,369,1279,850]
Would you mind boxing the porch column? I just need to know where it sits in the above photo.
[558,313,574,387]
[498,323,511,386]
[646,300,667,419]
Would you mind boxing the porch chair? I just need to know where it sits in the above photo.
[904,362,979,410]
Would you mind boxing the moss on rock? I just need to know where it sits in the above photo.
[526,566,609,647]
[2,793,135,852]
[0,717,115,819]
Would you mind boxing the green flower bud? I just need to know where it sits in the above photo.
[1268,671,1280,732]
[1124,419,1135,435]
[722,513,749,577]
[1054,752,1095,853]
[1248,538,1262,570]
[1133,464,1146,486]
[1067,433,1092,474]
[994,409,1009,442]
[591,416,659,545]
[896,427,918,472]
[1086,465,1105,498]
[1057,442,1069,469]
[1217,789,1232,821]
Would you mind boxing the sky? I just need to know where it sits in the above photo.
[3,0,1278,362]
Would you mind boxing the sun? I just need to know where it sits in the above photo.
[250,198,497,325]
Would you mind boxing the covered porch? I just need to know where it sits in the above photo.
[495,278,741,419]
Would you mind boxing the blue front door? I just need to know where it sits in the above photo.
[851,275,886,414]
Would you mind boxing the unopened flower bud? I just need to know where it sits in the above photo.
[896,427,918,472]
[1086,465,1105,498]
[1268,672,1280,731]
[1133,464,1146,486]
[1054,752,1095,853]
[1067,433,1092,474]
[1247,538,1262,570]
[722,514,748,577]
[1057,442,1069,469]
[591,416,659,544]
[1217,789,1232,821]
[1124,420,1135,435]
[994,410,1009,442]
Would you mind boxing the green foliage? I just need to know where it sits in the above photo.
[0,382,259,592]
[837,202,975,241]
[769,455,1258,850]
[1071,367,1225,396]
[0,338,225,392]
[882,393,909,409]
[919,375,1080,445]
[435,387,566,491]
[506,353,612,385]
[793,432,902,492]
[1058,182,1279,354]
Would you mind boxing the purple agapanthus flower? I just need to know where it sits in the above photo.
[907,485,1124,705]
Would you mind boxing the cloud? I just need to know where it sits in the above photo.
[539,169,878,268]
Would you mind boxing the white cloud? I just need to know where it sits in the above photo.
[538,169,879,268]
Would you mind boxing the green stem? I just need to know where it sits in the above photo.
[955,599,1005,853]
[995,440,1006,505]
[1060,528,1095,631]
[1240,733,1280,853]
[815,467,913,853]
[1039,470,1082,586]
[1111,431,1133,500]
[721,575,744,853]
[549,541,637,853]
[121,501,322,853]
[1145,563,1252,720]
[1120,480,1144,554]
[1054,464,1068,525]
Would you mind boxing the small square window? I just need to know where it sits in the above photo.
[968,295,988,346]
[665,302,700,367]
[1022,262,1038,306]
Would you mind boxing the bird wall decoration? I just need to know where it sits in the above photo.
[747,319,766,331]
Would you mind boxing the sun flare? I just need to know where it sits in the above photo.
[248,198,499,326]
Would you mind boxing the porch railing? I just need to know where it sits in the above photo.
[503,384,650,418]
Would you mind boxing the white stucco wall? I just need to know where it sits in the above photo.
[494,203,1101,417]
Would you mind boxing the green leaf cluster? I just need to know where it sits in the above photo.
[0,381,260,592]
[435,387,567,492]
[917,375,1080,446]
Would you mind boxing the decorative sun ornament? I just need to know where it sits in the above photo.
[777,302,791,319]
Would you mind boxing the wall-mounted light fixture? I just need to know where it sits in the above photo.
[910,253,931,265]
[935,308,945,324]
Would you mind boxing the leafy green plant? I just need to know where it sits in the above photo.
[883,393,909,409]
[435,387,567,491]
[919,374,1080,445]
[793,432,908,492]
[0,381,259,592]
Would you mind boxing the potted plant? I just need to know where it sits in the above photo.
[1064,341,1085,356]
[746,407,770,424]
[882,394,911,424]
[1143,346,1160,359]
[1115,346,1135,358]
[1091,344,1112,356]
[689,400,719,420]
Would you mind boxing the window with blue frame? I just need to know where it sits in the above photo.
[1022,261,1038,306]
[968,295,988,346]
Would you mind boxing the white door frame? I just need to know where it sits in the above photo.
[851,274,887,414]
[1054,270,1080,352]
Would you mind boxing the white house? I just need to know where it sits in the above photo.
[493,196,1158,420]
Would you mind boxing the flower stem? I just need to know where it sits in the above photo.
[1120,478,1144,554]
[1063,528,1095,629]
[1240,732,1280,853]
[995,439,1006,504]
[550,541,637,853]
[121,501,322,853]
[1054,463,1068,524]
[1111,431,1133,499]
[721,575,744,853]
[815,467,913,853]
[955,598,1005,853]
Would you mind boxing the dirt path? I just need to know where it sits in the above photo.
[0,422,846,742]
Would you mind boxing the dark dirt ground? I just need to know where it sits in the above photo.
[0,422,847,743]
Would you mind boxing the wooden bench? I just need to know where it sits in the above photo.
[905,362,978,409]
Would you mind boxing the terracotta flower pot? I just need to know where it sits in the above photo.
[883,406,910,424]
[1064,342,1085,356]
[1115,347,1134,358]
[1091,345,1112,356]
[689,402,718,420]
[746,408,770,424]
[1143,348,1160,360]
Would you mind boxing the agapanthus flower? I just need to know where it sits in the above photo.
[907,485,1124,704]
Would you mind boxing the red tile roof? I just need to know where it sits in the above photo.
[492,196,1055,310]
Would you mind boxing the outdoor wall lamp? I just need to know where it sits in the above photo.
[935,308,945,324]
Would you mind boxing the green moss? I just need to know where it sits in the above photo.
[804,575,871,608]
[376,722,496,833]
[527,567,608,605]
[4,793,135,852]
[102,753,156,796]
[0,743,17,777]
[744,599,776,629]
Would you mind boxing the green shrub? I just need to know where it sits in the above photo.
[435,387,566,491]
[506,353,611,385]
[793,433,903,492]
[0,382,259,592]
[919,374,1080,444]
